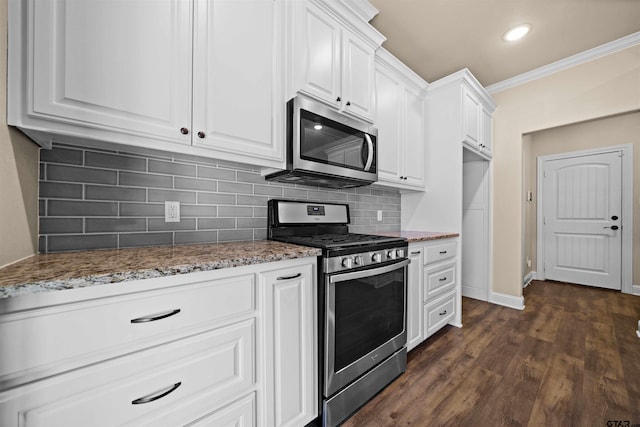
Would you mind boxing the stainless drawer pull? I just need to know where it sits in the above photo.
[439,250,447,254]
[132,382,181,405]
[131,309,181,324]
[439,310,447,316]
[410,251,421,255]
[439,277,447,281]
[276,273,301,281]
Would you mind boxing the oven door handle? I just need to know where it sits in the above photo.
[329,259,410,283]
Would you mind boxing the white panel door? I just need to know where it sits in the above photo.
[542,152,622,289]
[192,0,284,164]
[341,30,375,121]
[406,247,423,351]
[374,64,402,182]
[32,0,192,144]
[402,83,426,187]
[461,160,489,301]
[300,3,341,107]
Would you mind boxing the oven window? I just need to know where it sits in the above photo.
[300,109,376,172]
[333,267,405,371]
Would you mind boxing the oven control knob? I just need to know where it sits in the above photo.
[396,249,405,258]
[341,257,353,268]
[387,250,397,260]
[353,256,363,266]
[371,253,382,263]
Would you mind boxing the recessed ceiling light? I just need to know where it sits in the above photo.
[503,24,531,42]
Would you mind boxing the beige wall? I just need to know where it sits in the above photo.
[0,0,40,267]
[523,112,640,285]
[491,44,640,297]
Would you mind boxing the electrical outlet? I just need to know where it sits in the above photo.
[377,210,383,222]
[165,201,180,223]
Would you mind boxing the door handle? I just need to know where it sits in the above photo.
[363,134,374,172]
[603,225,619,230]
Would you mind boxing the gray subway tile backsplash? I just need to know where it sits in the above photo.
[38,143,401,253]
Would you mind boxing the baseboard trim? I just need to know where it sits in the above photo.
[489,291,525,310]
[523,271,536,288]
[633,284,640,296]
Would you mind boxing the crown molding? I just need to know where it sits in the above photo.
[486,31,640,94]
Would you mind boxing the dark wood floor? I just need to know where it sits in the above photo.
[343,280,640,427]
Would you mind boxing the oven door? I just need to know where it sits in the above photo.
[324,259,409,397]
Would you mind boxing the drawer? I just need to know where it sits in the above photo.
[423,262,455,301]
[424,240,457,265]
[184,393,255,427]
[423,290,456,338]
[0,273,256,385]
[5,320,255,427]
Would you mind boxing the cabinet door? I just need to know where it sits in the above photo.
[260,263,317,427]
[462,88,481,147]
[299,3,341,107]
[407,247,423,351]
[374,64,402,183]
[402,83,426,187]
[192,0,284,166]
[481,108,493,156]
[341,30,375,121]
[31,0,192,145]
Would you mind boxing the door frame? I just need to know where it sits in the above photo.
[536,144,633,294]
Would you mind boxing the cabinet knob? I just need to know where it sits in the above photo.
[180,127,189,135]
[346,101,351,106]
[197,131,205,139]
[336,96,341,102]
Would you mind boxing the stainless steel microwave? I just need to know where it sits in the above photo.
[265,95,378,189]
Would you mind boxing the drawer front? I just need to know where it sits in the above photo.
[423,263,455,301]
[424,240,457,265]
[185,393,255,427]
[423,291,456,338]
[0,274,255,384]
[15,320,255,427]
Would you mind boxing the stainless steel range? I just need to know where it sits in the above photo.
[268,199,408,427]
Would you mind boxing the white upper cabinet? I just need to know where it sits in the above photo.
[293,1,384,123]
[462,84,493,158]
[191,0,284,164]
[8,0,285,169]
[11,0,193,146]
[374,49,427,190]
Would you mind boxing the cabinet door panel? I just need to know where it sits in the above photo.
[260,263,317,427]
[32,0,192,144]
[192,0,283,163]
[462,88,481,146]
[300,4,341,105]
[342,31,375,121]
[374,65,402,181]
[402,84,426,186]
[481,108,492,155]
[407,248,423,351]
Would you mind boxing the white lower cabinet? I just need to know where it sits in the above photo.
[260,263,317,427]
[406,238,460,351]
[406,245,423,351]
[0,257,317,427]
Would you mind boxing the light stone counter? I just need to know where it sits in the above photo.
[374,230,459,243]
[0,241,320,299]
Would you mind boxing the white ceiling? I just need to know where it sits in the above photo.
[368,0,640,87]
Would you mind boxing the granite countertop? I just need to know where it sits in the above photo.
[0,241,321,299]
[375,230,459,243]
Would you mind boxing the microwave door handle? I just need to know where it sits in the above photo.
[363,134,374,172]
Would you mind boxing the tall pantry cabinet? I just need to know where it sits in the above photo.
[402,69,495,304]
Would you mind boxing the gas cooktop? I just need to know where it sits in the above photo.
[275,232,405,249]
